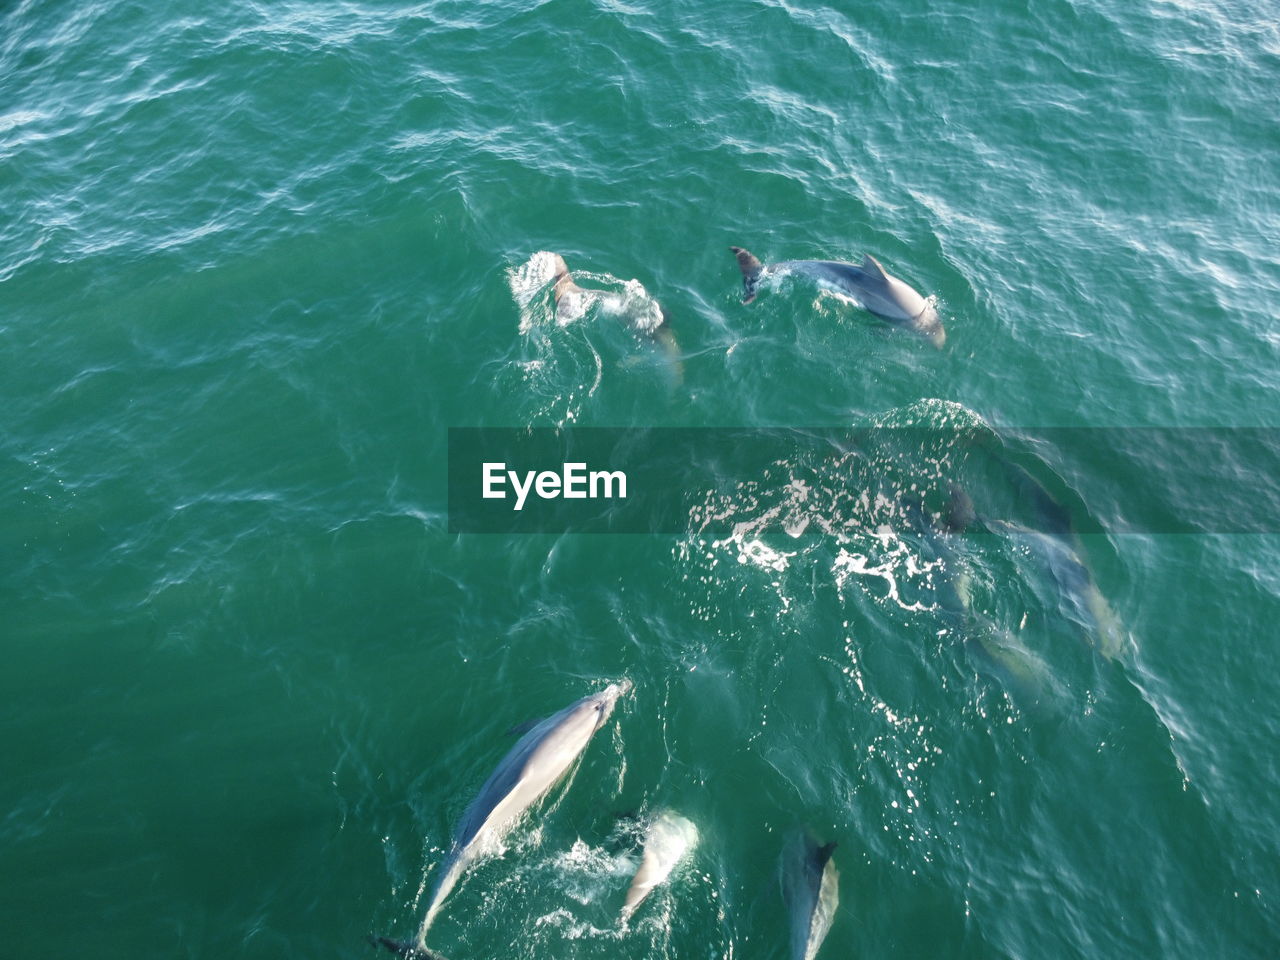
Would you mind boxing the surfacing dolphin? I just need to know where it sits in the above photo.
[549,253,683,382]
[372,680,632,959]
[730,246,945,348]
[781,830,839,960]
[619,809,698,924]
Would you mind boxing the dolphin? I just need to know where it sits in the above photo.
[964,616,1060,709]
[780,830,839,960]
[730,246,944,348]
[619,809,698,923]
[903,490,1057,709]
[985,518,1129,658]
[958,466,1131,659]
[549,254,683,382]
[373,680,632,959]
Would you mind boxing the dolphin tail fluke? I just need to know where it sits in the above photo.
[549,253,580,306]
[367,934,448,960]
[730,246,764,304]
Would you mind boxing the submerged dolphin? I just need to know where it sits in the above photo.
[965,616,1059,709]
[620,810,698,923]
[549,253,683,382]
[904,491,1057,709]
[373,680,632,959]
[730,246,944,347]
[781,831,839,960]
[954,469,1131,659]
[985,518,1129,658]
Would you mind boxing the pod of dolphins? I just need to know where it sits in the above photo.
[546,246,945,354]
[370,245,1128,957]
[372,677,838,960]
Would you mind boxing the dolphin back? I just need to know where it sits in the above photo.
[449,703,579,852]
[409,725,560,946]
[782,832,839,960]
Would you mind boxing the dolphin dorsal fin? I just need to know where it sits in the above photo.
[505,716,547,737]
[861,254,889,279]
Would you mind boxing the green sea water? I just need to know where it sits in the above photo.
[3,1,1278,957]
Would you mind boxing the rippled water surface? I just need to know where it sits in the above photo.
[3,1,1278,958]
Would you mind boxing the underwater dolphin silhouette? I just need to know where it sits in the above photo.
[904,490,1058,709]
[952,472,1131,660]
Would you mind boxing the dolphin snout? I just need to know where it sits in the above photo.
[916,304,945,349]
[607,678,634,706]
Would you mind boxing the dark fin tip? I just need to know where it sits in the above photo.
[815,840,838,868]
[368,935,431,958]
[505,716,544,737]
[730,246,764,302]
[946,483,976,534]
